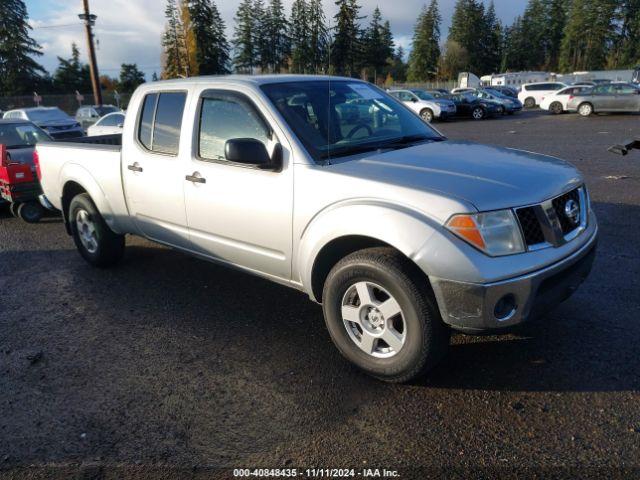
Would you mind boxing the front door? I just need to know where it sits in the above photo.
[122,91,192,249]
[183,89,293,280]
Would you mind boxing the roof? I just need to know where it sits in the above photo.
[142,74,364,89]
[5,107,60,113]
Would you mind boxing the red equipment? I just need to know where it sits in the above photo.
[0,144,45,223]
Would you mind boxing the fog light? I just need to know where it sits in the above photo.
[494,294,517,321]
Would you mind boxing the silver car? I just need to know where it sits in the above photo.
[568,83,640,116]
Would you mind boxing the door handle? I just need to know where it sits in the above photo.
[186,172,206,184]
[127,163,143,173]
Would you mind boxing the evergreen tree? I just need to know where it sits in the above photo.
[290,0,311,73]
[448,0,486,74]
[186,0,230,74]
[560,0,617,71]
[162,0,187,78]
[544,0,569,71]
[501,16,529,71]
[613,0,640,68]
[361,7,394,82]
[53,43,92,93]
[119,64,146,92]
[389,46,408,83]
[331,0,362,77]
[481,1,502,74]
[233,0,258,73]
[0,0,46,95]
[307,0,330,73]
[254,0,272,72]
[266,0,290,73]
[408,0,441,82]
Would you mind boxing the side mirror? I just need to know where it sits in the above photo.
[411,98,418,103]
[225,138,282,171]
[117,123,124,128]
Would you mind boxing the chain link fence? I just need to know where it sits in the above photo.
[0,92,132,115]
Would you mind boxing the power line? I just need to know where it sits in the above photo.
[32,23,83,30]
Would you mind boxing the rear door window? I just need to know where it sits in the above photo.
[137,92,187,155]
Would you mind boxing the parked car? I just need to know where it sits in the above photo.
[429,88,451,96]
[447,92,502,120]
[488,86,519,98]
[3,107,84,139]
[567,83,640,116]
[87,112,126,136]
[37,75,597,383]
[518,82,567,108]
[0,119,52,219]
[540,86,593,114]
[76,105,122,130]
[474,89,523,115]
[389,89,456,122]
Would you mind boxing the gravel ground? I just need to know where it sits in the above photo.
[0,110,639,479]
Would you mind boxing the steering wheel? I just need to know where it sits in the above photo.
[346,123,373,139]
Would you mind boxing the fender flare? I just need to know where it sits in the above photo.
[59,163,120,233]
[296,200,443,301]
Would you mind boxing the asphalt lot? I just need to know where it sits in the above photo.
[1,110,639,479]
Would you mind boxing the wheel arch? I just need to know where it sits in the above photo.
[298,202,441,303]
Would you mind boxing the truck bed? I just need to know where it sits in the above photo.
[36,134,133,234]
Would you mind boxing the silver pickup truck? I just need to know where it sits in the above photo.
[37,75,598,382]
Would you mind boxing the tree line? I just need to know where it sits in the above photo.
[2,0,640,98]
[156,0,640,82]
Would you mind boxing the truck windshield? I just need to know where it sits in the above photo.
[261,80,444,162]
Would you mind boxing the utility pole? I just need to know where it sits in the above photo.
[79,0,102,106]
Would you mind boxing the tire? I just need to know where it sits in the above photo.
[550,102,564,115]
[578,102,593,117]
[497,105,505,115]
[322,247,450,383]
[69,193,125,268]
[471,107,485,120]
[524,97,536,108]
[17,201,44,223]
[9,202,21,218]
[420,108,434,123]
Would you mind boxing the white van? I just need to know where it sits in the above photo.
[518,82,567,108]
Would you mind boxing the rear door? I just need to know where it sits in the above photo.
[183,88,293,279]
[592,84,616,110]
[612,84,640,111]
[122,90,192,249]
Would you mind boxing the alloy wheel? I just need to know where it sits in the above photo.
[341,281,406,358]
[76,209,99,254]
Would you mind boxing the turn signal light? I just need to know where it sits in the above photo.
[33,150,42,181]
[446,215,486,250]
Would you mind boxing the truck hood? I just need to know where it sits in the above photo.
[327,140,583,212]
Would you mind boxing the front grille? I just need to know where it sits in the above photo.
[515,187,585,249]
[516,207,545,245]
[552,189,581,234]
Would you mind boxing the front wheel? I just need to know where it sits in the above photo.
[471,107,485,120]
[524,97,536,108]
[69,193,125,268]
[420,108,434,123]
[322,248,450,383]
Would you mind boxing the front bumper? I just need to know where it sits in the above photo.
[430,227,598,333]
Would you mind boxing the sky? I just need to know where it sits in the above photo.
[25,0,527,80]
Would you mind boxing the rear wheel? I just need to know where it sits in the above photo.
[69,193,125,268]
[524,97,536,108]
[322,248,450,383]
[578,102,593,117]
[17,201,44,223]
[471,107,485,120]
[550,102,564,114]
[420,108,434,123]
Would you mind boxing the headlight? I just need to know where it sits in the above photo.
[446,210,525,256]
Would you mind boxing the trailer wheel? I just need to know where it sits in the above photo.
[17,201,44,223]
[69,193,125,268]
[9,202,21,218]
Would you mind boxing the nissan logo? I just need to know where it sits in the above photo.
[564,199,580,225]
